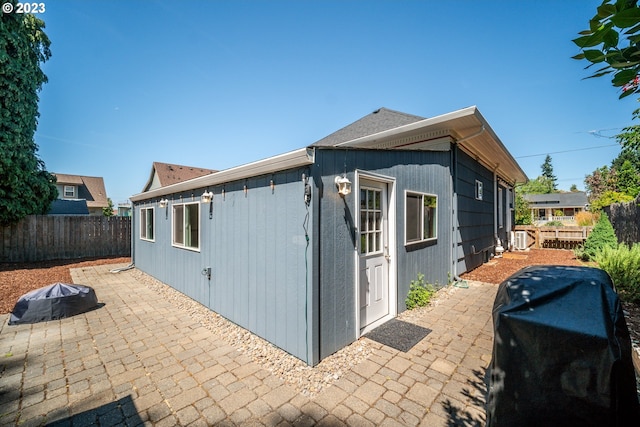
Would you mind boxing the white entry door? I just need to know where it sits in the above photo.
[359,179,389,330]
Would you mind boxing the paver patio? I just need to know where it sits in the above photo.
[0,264,496,426]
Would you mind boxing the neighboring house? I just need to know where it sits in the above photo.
[52,174,109,216]
[142,162,217,192]
[117,202,132,217]
[524,192,588,225]
[130,106,528,366]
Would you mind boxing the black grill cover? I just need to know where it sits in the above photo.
[487,266,639,427]
[9,283,99,325]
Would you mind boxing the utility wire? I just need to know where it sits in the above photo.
[515,143,619,159]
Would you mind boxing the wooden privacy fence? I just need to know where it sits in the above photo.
[605,196,640,246]
[514,225,593,250]
[0,215,131,263]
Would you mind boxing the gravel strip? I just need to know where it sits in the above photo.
[130,269,374,397]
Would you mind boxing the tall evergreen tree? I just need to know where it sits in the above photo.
[541,155,557,191]
[0,8,57,225]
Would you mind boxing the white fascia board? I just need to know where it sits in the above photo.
[131,147,315,202]
[336,106,479,148]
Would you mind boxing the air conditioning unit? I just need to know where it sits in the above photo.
[515,231,528,250]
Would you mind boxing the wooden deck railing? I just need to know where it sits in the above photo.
[514,225,593,250]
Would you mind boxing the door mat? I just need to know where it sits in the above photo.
[364,319,432,352]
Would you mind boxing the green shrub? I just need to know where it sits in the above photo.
[544,220,564,227]
[405,273,435,310]
[596,244,640,304]
[575,212,618,261]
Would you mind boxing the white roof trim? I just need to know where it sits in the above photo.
[336,105,527,185]
[131,147,315,202]
[335,106,478,148]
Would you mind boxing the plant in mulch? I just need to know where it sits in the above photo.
[544,220,565,227]
[574,212,618,261]
[405,273,435,310]
[596,243,640,304]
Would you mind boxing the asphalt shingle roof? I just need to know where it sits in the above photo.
[524,192,588,208]
[311,108,426,147]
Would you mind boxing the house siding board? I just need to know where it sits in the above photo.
[455,149,495,273]
[133,168,312,363]
[315,149,453,359]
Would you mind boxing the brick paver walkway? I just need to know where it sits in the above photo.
[0,264,496,426]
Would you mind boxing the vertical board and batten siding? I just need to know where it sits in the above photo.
[1,215,131,262]
[314,148,453,360]
[454,148,495,274]
[133,167,314,363]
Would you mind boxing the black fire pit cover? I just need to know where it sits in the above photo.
[487,265,639,427]
[9,283,99,325]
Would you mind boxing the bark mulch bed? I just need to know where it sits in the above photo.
[461,248,640,352]
[0,257,130,315]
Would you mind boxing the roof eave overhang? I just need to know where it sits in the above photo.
[130,148,315,202]
[336,106,528,186]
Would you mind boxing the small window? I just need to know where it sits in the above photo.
[475,180,483,200]
[140,207,154,241]
[172,202,199,250]
[64,185,75,198]
[405,191,437,245]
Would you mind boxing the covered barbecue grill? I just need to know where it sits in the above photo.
[487,265,639,426]
[9,283,99,325]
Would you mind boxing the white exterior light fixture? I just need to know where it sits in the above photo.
[159,199,169,208]
[201,191,213,203]
[335,175,352,196]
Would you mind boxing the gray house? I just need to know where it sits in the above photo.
[524,191,589,224]
[130,106,527,365]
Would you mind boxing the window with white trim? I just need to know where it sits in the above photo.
[172,202,199,250]
[405,191,437,245]
[140,207,155,241]
[64,185,75,198]
[475,180,483,200]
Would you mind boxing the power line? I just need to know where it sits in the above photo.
[515,143,619,159]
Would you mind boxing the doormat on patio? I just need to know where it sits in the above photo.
[364,319,432,353]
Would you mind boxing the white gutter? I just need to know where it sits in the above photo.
[131,147,315,202]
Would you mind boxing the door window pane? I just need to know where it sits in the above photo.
[360,187,383,255]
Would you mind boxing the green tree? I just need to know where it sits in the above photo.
[541,155,558,190]
[0,8,57,225]
[616,159,640,196]
[570,184,579,192]
[573,0,640,152]
[585,165,617,201]
[573,0,640,100]
[514,191,532,225]
[617,108,640,152]
[611,147,640,171]
[102,198,115,217]
[518,176,555,194]
[590,190,634,211]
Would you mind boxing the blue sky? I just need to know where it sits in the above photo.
[34,0,635,204]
